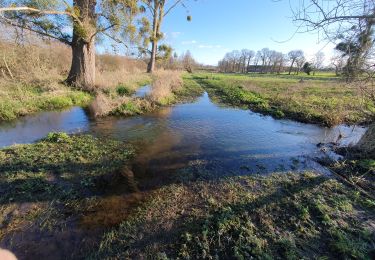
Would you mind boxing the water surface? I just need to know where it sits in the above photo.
[133,85,152,98]
[0,92,366,174]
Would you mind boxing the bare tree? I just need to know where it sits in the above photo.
[292,0,375,79]
[180,50,196,73]
[245,50,255,73]
[292,0,374,35]
[313,51,325,74]
[259,48,271,73]
[296,55,306,75]
[331,53,346,76]
[288,50,304,75]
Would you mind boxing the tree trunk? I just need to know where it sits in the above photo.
[288,60,295,75]
[67,37,95,89]
[246,57,252,73]
[147,1,161,73]
[66,0,96,89]
[148,40,157,73]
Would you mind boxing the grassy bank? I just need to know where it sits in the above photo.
[0,36,149,122]
[0,133,135,259]
[91,72,204,117]
[95,171,375,259]
[0,81,92,121]
[193,73,374,126]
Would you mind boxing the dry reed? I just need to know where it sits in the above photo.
[149,70,183,103]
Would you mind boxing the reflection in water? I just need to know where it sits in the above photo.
[0,91,368,259]
[0,92,367,175]
[133,85,152,98]
[0,107,89,147]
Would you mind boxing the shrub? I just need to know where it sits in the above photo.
[45,132,71,143]
[116,85,132,96]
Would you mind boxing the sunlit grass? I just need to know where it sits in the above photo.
[192,72,371,126]
[0,81,92,121]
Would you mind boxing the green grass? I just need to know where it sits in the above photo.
[116,84,133,96]
[108,75,152,98]
[112,99,150,116]
[95,171,375,259]
[0,133,135,257]
[0,133,134,203]
[155,74,205,106]
[0,82,92,121]
[192,73,374,126]
[175,74,205,101]
[0,133,374,259]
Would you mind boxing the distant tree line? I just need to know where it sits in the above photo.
[218,48,327,75]
[158,50,199,72]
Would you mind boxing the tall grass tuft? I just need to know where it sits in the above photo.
[149,70,183,104]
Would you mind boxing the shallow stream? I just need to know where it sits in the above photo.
[0,91,366,175]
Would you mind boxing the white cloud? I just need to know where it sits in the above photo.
[182,40,197,45]
[198,44,222,49]
[170,31,182,38]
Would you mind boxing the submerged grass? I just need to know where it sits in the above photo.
[193,73,374,126]
[94,171,375,259]
[0,134,374,259]
[0,133,135,258]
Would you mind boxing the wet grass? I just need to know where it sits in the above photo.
[0,133,135,258]
[193,73,374,126]
[0,133,374,259]
[0,82,92,121]
[94,170,375,259]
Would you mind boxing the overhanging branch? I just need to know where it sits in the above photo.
[0,6,83,26]
[0,15,72,45]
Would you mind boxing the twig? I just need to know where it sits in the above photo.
[3,55,14,79]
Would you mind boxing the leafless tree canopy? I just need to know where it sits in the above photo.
[292,0,375,37]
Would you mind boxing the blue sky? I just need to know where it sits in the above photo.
[159,0,336,65]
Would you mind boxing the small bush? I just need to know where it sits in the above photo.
[116,85,132,96]
[45,132,71,143]
[42,96,74,109]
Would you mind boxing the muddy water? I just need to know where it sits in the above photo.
[0,92,366,174]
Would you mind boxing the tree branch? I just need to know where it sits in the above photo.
[102,31,129,49]
[0,15,72,45]
[141,0,155,16]
[90,24,117,41]
[164,0,184,17]
[0,6,83,26]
